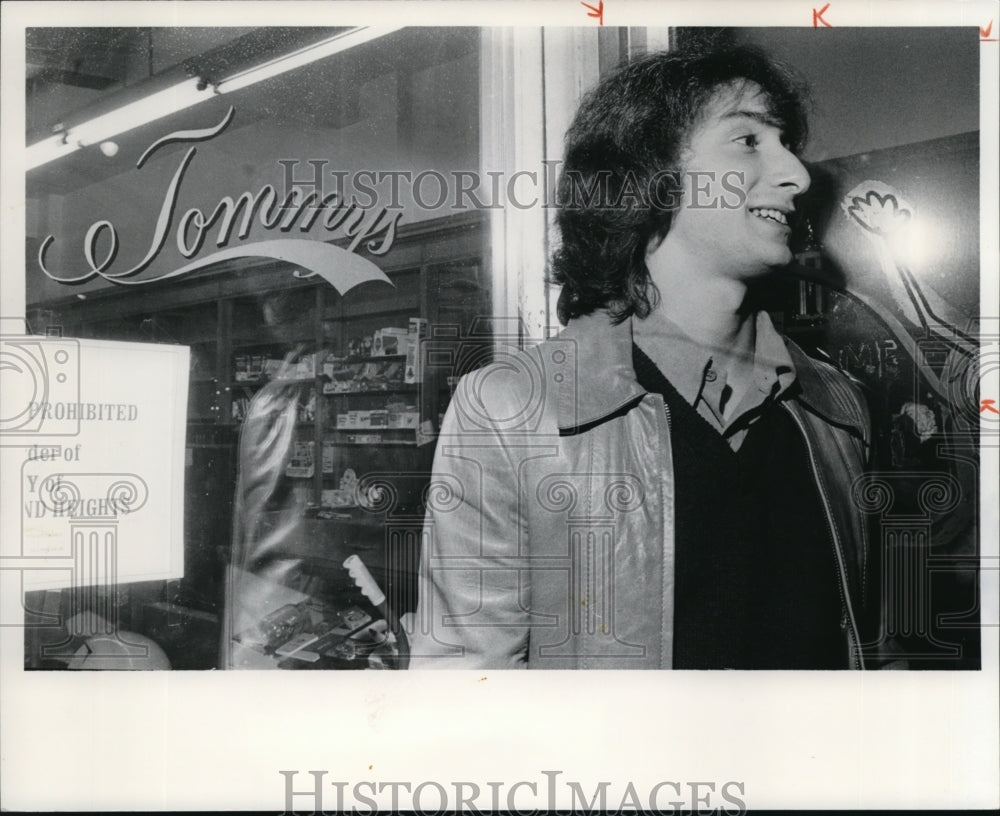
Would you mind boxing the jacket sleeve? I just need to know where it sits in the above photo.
[408,367,531,669]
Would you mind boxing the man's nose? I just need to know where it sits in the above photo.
[775,147,811,196]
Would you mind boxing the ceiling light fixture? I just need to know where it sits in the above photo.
[27,77,206,170]
[215,26,402,94]
[26,26,403,172]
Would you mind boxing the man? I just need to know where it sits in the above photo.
[410,45,873,669]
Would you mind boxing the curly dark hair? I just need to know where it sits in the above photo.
[550,44,810,325]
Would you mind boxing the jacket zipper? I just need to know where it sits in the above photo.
[660,398,672,670]
[782,403,864,670]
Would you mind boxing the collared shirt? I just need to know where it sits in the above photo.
[633,310,797,451]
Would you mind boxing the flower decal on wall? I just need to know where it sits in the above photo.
[839,178,976,412]
[842,182,914,236]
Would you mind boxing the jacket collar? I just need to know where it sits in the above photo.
[555,310,865,434]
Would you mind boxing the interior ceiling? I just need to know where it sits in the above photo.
[26,27,476,196]
[26,28,258,119]
[27,30,134,88]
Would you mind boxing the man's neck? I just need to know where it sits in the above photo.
[642,240,771,410]
[645,233,768,360]
[653,269,757,363]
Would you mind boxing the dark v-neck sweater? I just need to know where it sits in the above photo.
[632,344,846,669]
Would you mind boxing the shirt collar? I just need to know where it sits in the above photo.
[632,309,797,409]
[553,310,864,436]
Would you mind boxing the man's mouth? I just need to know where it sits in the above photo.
[749,207,790,226]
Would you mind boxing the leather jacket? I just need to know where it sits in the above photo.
[410,311,872,669]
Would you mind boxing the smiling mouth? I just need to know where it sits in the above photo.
[749,207,790,227]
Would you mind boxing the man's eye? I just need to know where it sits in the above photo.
[736,134,758,148]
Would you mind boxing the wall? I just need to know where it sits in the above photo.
[734,27,979,161]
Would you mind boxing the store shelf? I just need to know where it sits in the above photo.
[230,335,315,349]
[330,425,417,431]
[323,386,417,396]
[333,353,407,364]
[226,377,317,388]
[326,440,419,447]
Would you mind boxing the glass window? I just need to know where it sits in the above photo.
[24,27,491,671]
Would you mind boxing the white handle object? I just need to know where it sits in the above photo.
[343,555,386,606]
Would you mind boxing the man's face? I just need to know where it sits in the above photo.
[656,81,811,280]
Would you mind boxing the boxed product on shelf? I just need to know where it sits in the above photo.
[338,405,416,430]
[234,354,265,382]
[294,353,317,379]
[321,441,335,474]
[388,408,419,428]
[405,318,427,384]
[346,336,376,358]
[378,361,405,386]
[408,317,428,338]
[235,355,276,382]
[404,342,420,384]
[323,357,360,392]
[339,410,366,429]
[347,433,383,445]
[322,357,404,393]
[373,327,409,356]
[343,337,373,358]
[286,441,314,478]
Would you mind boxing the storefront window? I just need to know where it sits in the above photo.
[23,27,492,670]
[19,26,983,673]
